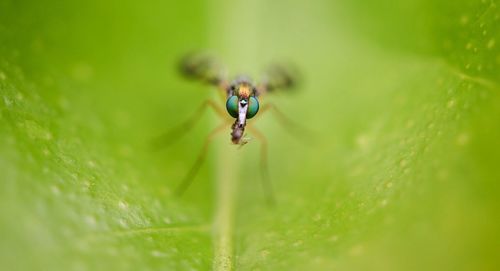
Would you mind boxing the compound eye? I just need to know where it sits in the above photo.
[225,96,239,118]
[246,96,259,119]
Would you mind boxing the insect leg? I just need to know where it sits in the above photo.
[247,126,275,205]
[152,99,227,149]
[175,120,231,196]
[255,103,314,145]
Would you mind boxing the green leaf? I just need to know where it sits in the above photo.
[1,0,498,270]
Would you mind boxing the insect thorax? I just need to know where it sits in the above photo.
[227,76,257,98]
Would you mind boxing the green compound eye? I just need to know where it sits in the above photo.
[226,96,259,119]
[247,96,259,119]
[226,95,239,118]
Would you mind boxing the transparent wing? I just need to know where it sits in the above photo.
[179,53,227,86]
[257,63,301,95]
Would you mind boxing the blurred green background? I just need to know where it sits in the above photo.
[0,0,499,270]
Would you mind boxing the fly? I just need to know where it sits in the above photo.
[154,53,304,203]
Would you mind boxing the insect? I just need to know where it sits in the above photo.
[155,53,302,203]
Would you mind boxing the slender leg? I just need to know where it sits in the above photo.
[152,99,227,150]
[255,103,314,145]
[247,126,275,205]
[175,121,231,196]
[216,81,229,102]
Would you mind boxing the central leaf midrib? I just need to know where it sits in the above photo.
[207,0,263,270]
